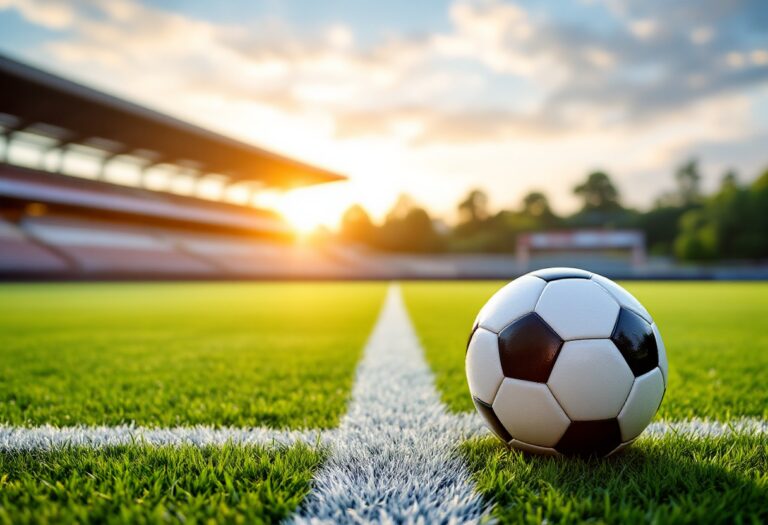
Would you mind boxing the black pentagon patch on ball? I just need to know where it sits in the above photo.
[497,313,563,382]
[529,267,592,281]
[555,419,622,457]
[611,307,659,376]
[472,397,512,442]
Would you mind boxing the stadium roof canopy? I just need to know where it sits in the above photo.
[0,54,344,188]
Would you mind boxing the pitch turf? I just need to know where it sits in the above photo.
[403,281,768,524]
[0,443,324,524]
[0,282,385,523]
[0,282,386,428]
[2,281,766,523]
[463,434,767,524]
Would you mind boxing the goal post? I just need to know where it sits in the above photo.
[516,230,647,272]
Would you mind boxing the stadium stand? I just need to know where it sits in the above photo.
[0,165,291,235]
[21,215,216,276]
[0,53,350,279]
[0,216,70,275]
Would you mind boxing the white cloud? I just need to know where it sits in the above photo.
[690,26,714,45]
[726,52,746,68]
[629,19,657,39]
[432,0,539,75]
[325,24,354,50]
[751,49,768,66]
[583,47,616,69]
[0,0,74,28]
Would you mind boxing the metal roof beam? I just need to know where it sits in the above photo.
[0,53,344,188]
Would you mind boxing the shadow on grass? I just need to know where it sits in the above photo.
[462,434,768,524]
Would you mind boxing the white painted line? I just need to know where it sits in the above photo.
[2,414,762,453]
[454,414,768,442]
[0,424,323,451]
[288,284,490,524]
[1,416,763,452]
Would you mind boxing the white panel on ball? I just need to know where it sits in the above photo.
[465,327,504,404]
[535,279,620,340]
[607,438,637,457]
[492,378,571,447]
[652,323,669,386]
[476,275,547,333]
[510,439,560,456]
[617,367,665,441]
[547,339,634,420]
[590,274,652,323]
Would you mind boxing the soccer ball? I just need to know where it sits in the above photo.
[466,267,668,456]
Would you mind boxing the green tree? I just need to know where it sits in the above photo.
[675,159,702,205]
[674,209,718,260]
[753,167,768,192]
[378,194,442,252]
[521,191,559,228]
[638,205,690,255]
[522,191,551,218]
[386,194,417,223]
[573,171,621,211]
[458,189,489,225]
[339,205,376,244]
[674,167,768,261]
[750,169,768,255]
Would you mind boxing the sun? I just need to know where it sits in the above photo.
[270,185,347,235]
[259,173,397,236]
[279,197,323,235]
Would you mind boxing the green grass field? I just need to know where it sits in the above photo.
[463,434,767,524]
[0,282,386,428]
[0,443,323,524]
[0,281,766,523]
[403,281,768,524]
[0,283,386,524]
[0,282,385,523]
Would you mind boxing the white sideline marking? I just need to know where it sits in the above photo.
[287,284,490,524]
[0,425,323,451]
[2,416,763,453]
[456,415,768,441]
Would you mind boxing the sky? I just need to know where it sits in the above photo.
[1,0,767,230]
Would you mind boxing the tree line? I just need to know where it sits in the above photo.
[337,160,768,261]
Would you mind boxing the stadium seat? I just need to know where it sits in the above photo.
[0,218,72,274]
[173,231,353,278]
[20,215,218,276]
[0,165,289,235]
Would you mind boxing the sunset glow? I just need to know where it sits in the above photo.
[274,189,336,234]
[261,183,349,234]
